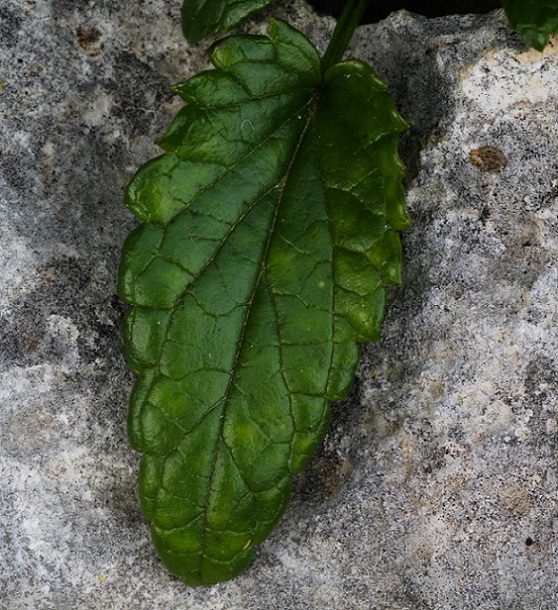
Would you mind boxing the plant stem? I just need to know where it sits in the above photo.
[321,0,372,72]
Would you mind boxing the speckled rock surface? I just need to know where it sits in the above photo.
[1,2,558,608]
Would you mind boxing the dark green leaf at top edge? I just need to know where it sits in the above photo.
[502,0,558,50]
[118,19,410,586]
[182,0,274,43]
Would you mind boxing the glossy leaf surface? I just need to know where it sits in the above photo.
[502,0,558,50]
[118,19,409,586]
[181,0,273,42]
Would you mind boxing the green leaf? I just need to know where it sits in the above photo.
[181,0,274,43]
[118,19,409,586]
[502,0,558,50]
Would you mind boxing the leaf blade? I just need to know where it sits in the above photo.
[119,19,409,585]
[502,0,558,50]
[181,0,275,43]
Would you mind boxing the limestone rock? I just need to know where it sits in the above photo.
[1,1,557,608]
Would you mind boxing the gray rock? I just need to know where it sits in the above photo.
[1,1,557,608]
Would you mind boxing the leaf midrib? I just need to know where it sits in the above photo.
[196,91,321,569]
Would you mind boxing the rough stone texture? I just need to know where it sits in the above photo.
[1,1,557,608]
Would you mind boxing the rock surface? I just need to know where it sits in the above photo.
[1,1,557,608]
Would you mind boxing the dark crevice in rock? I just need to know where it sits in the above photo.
[307,0,502,23]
